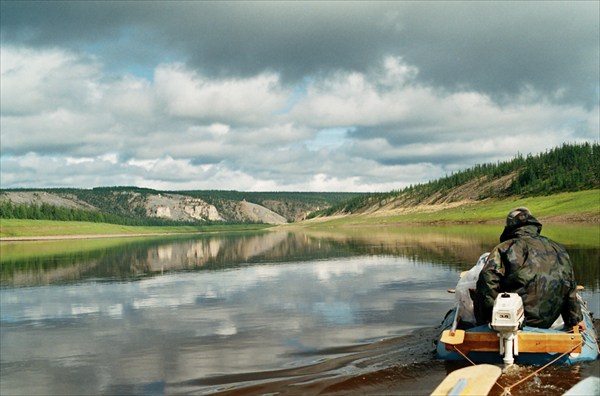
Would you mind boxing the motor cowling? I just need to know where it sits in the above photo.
[491,292,524,365]
[491,292,524,332]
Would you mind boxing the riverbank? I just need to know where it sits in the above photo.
[0,219,272,240]
[0,232,205,242]
[1,190,597,241]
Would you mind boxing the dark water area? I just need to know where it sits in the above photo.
[1,226,599,395]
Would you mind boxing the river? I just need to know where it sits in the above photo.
[1,225,598,395]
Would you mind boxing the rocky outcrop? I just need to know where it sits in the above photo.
[144,194,287,224]
[238,200,287,224]
[145,193,223,222]
[0,190,290,224]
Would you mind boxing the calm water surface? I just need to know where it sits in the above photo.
[1,226,598,395]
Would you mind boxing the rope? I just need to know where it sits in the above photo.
[586,329,600,354]
[446,293,597,394]
[452,345,508,394]
[451,335,586,396]
[499,340,583,396]
[581,334,598,354]
[452,345,477,366]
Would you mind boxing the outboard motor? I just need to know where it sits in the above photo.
[491,293,524,365]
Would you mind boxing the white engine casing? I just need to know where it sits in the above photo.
[491,292,524,332]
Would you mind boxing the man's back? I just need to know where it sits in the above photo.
[474,208,582,328]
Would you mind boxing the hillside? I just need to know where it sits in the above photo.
[0,188,363,225]
[309,142,599,218]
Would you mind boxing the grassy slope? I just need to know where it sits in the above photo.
[300,190,599,226]
[0,219,271,238]
[294,190,599,247]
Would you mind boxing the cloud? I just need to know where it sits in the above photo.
[154,65,290,125]
[394,2,599,106]
[0,47,101,116]
[3,2,597,105]
[0,2,598,191]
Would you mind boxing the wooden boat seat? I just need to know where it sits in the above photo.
[445,328,583,354]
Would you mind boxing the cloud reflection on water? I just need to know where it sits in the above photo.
[1,228,598,395]
[2,252,456,395]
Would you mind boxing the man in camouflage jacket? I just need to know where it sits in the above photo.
[474,207,583,329]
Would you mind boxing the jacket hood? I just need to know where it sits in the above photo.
[499,207,542,242]
[500,224,542,242]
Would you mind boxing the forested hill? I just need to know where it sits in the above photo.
[0,187,364,225]
[310,142,599,217]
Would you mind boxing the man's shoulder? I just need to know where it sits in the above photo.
[536,234,568,250]
[497,234,567,254]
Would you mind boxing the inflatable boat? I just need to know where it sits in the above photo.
[436,254,599,366]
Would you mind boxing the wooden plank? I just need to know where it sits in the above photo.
[445,331,582,354]
[445,332,498,353]
[431,364,502,396]
[518,332,582,353]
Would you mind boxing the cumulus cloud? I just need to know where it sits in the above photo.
[0,47,101,116]
[154,65,289,125]
[0,2,598,191]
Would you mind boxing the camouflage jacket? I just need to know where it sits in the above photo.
[474,225,582,328]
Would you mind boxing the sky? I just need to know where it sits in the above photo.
[1,1,598,192]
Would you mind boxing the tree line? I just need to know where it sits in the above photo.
[0,201,204,226]
[310,142,599,216]
[408,142,598,200]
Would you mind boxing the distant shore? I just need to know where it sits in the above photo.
[2,189,598,241]
[0,219,272,241]
[1,212,597,243]
[0,232,201,242]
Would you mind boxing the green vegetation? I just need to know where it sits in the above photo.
[0,200,197,226]
[309,142,599,217]
[511,143,599,194]
[0,187,365,225]
[0,235,159,262]
[304,190,599,228]
[0,218,271,238]
[3,189,594,239]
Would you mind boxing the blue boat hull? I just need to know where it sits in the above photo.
[436,299,598,365]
